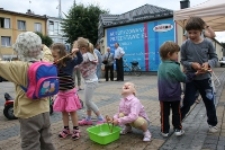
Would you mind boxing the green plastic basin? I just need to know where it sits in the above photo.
[86,123,121,145]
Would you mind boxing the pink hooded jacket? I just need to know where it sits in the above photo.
[113,94,150,125]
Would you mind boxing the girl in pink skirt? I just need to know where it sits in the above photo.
[52,43,83,140]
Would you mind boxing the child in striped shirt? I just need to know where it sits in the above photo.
[52,43,83,140]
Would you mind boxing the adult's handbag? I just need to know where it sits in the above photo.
[102,60,108,64]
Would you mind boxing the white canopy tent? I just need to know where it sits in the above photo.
[174,0,225,32]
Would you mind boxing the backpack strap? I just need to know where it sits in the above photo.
[20,61,36,92]
[20,85,27,92]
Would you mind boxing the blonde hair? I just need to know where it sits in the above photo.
[77,37,89,50]
[72,40,79,50]
[130,82,137,96]
[89,43,94,54]
[77,37,96,58]
[124,82,137,96]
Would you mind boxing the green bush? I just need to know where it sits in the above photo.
[35,32,53,47]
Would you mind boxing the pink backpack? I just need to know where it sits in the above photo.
[21,62,59,99]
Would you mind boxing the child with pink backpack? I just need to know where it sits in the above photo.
[51,43,83,140]
[0,32,55,150]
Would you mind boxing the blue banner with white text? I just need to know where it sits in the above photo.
[106,18,174,71]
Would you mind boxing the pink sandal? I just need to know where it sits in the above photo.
[72,129,81,140]
[58,128,70,138]
[78,119,93,126]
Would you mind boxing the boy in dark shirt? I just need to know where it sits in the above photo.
[180,17,218,133]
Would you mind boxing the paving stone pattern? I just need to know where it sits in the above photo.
[0,68,225,150]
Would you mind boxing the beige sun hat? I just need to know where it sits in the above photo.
[13,31,43,62]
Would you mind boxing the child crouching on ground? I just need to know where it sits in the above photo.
[0,32,55,150]
[112,82,151,142]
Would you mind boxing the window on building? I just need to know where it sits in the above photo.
[1,36,11,46]
[34,23,42,32]
[54,22,59,34]
[0,18,10,28]
[48,21,54,35]
[53,37,62,43]
[17,20,26,30]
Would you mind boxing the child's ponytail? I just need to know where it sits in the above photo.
[89,43,94,54]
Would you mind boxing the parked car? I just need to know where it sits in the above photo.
[219,57,225,67]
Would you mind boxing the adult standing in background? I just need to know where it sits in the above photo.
[72,66,83,91]
[103,47,114,81]
[94,43,102,80]
[71,45,83,91]
[114,42,125,81]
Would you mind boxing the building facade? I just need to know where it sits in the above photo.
[98,4,174,71]
[0,8,47,60]
[99,4,224,71]
[47,17,66,44]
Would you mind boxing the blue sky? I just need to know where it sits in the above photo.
[0,0,224,42]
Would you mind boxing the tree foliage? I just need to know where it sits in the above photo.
[35,32,53,47]
[61,3,108,45]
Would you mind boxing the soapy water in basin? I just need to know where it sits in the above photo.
[98,132,110,136]
[97,124,111,136]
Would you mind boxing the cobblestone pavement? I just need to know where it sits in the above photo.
[0,68,224,150]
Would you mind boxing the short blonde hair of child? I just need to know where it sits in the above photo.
[159,41,180,60]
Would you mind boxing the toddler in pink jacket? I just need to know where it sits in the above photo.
[112,82,151,142]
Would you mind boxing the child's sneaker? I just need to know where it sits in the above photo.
[78,119,93,126]
[72,129,81,140]
[174,129,185,136]
[209,125,218,133]
[143,130,152,142]
[120,125,132,134]
[161,132,169,137]
[59,128,70,138]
